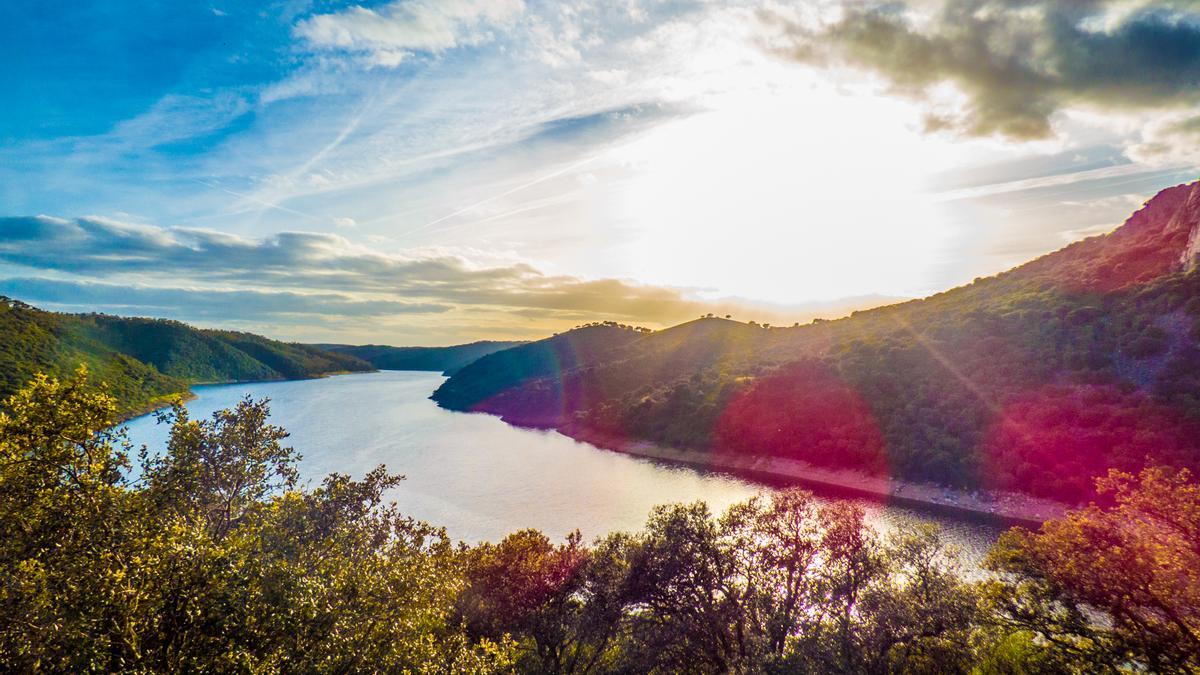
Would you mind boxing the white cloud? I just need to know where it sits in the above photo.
[296,0,526,66]
[1127,111,1200,168]
[586,69,627,85]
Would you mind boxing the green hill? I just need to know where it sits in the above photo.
[0,299,373,414]
[318,340,525,374]
[434,181,1200,503]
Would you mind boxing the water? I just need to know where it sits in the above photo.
[121,371,1002,567]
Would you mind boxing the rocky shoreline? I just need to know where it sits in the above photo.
[561,426,1068,528]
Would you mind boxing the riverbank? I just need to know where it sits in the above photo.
[115,369,375,424]
[116,391,197,424]
[561,426,1068,528]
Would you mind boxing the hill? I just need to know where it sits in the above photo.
[318,340,525,374]
[434,181,1200,503]
[0,299,373,414]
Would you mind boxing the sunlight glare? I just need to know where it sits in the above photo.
[607,76,971,305]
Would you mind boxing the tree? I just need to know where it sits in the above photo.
[772,503,979,674]
[141,397,298,539]
[619,502,749,672]
[458,529,600,673]
[0,368,152,671]
[720,489,823,660]
[0,370,513,673]
[984,467,1200,673]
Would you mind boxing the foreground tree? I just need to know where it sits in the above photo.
[620,501,750,671]
[0,369,152,670]
[721,489,824,662]
[984,466,1200,674]
[140,397,298,539]
[772,504,979,674]
[609,495,981,674]
[0,370,511,673]
[457,529,629,673]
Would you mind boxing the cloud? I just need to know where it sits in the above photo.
[109,93,252,150]
[295,0,525,67]
[0,215,781,329]
[1168,115,1200,136]
[0,277,447,321]
[1129,111,1200,166]
[765,0,1200,139]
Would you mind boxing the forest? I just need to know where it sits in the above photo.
[0,369,1195,673]
[434,182,1200,503]
[0,297,373,413]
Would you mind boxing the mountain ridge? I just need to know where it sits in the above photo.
[317,340,526,375]
[434,180,1200,502]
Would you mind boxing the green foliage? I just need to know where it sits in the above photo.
[457,530,604,673]
[0,369,510,673]
[140,397,300,539]
[0,297,373,414]
[457,492,984,674]
[0,299,185,413]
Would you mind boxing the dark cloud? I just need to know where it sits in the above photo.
[0,277,448,321]
[0,216,361,275]
[0,216,75,241]
[767,0,1200,139]
[1166,114,1200,136]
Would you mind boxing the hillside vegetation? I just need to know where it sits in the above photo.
[0,299,372,413]
[435,181,1200,503]
[319,340,525,374]
[2,370,1196,672]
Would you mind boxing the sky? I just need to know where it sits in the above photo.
[2,0,1199,345]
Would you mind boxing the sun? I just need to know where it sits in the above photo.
[602,70,977,306]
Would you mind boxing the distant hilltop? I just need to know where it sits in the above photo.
[0,304,374,414]
[317,341,526,376]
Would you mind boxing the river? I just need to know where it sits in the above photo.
[121,371,1002,567]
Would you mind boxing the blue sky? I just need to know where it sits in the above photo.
[2,0,1199,344]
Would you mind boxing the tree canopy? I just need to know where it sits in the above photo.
[1,370,1197,673]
